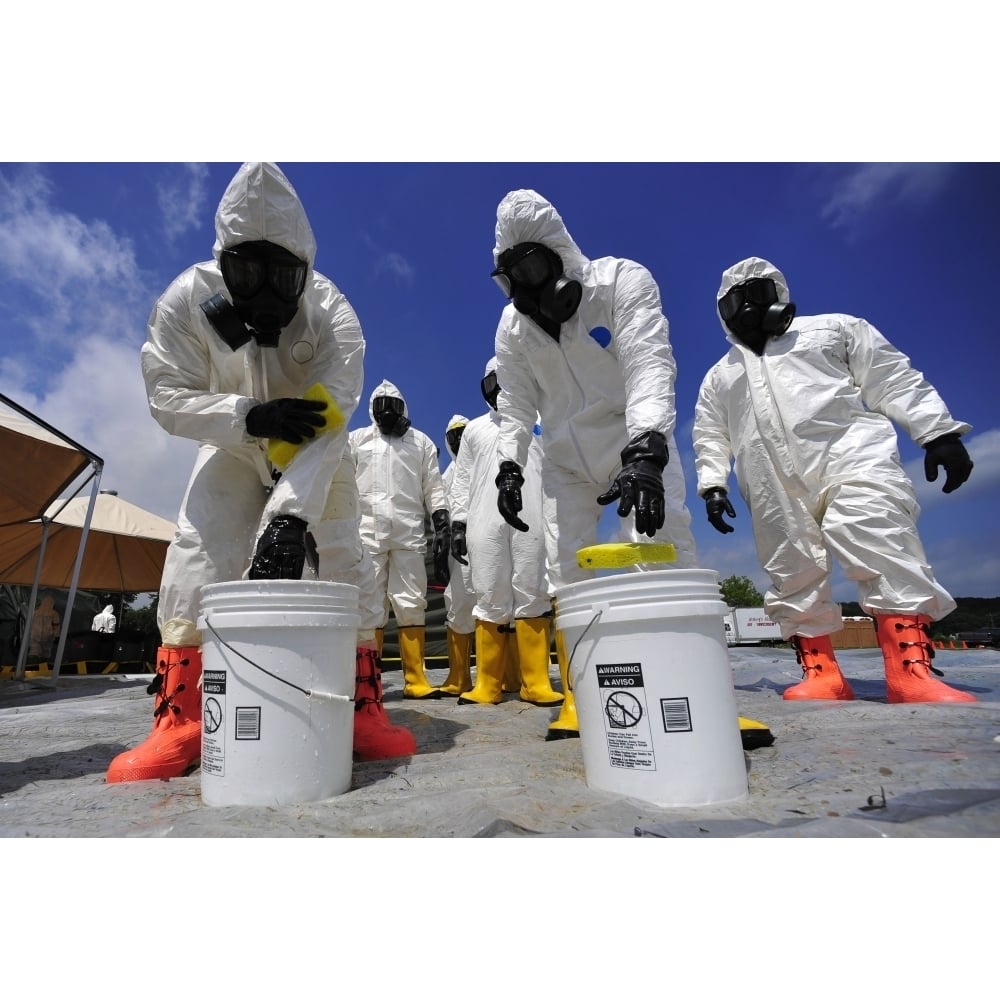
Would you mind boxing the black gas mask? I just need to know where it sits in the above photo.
[201,240,308,349]
[373,395,410,436]
[480,370,501,411]
[718,277,796,356]
[446,423,466,456]
[491,242,582,338]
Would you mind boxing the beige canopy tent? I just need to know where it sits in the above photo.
[0,492,176,593]
[0,394,104,682]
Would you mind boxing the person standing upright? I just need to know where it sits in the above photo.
[350,379,451,699]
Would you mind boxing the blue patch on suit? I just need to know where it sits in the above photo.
[589,326,612,348]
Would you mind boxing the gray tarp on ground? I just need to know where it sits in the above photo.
[1,645,998,837]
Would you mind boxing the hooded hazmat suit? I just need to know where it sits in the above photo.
[349,379,450,628]
[693,256,971,639]
[348,380,451,700]
[442,414,476,636]
[92,605,116,633]
[450,363,549,625]
[439,413,476,695]
[492,189,697,593]
[108,163,419,782]
[450,357,560,707]
[141,161,366,647]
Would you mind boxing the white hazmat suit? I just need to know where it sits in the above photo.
[349,379,450,698]
[492,189,698,592]
[92,605,116,633]
[450,359,561,707]
[440,413,476,696]
[693,256,976,705]
[109,162,416,782]
[142,162,365,645]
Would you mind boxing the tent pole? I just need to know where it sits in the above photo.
[14,523,50,682]
[47,462,104,688]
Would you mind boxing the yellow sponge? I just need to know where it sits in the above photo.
[576,541,677,570]
[266,383,345,470]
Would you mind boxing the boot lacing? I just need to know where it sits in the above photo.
[354,650,380,711]
[791,637,823,678]
[893,620,945,677]
[149,655,190,720]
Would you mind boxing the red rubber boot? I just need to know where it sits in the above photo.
[783,635,855,701]
[353,647,417,760]
[878,614,977,703]
[106,646,203,782]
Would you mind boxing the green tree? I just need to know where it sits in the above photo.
[121,594,159,639]
[720,574,764,607]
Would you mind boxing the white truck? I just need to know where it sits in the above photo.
[723,607,783,646]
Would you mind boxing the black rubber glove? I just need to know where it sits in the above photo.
[249,516,318,579]
[496,461,529,532]
[450,520,469,565]
[704,487,736,534]
[431,508,451,585]
[596,430,668,538]
[923,433,973,494]
[245,398,327,444]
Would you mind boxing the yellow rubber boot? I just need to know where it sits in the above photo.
[546,629,579,740]
[878,613,977,703]
[516,617,564,706]
[398,625,441,699]
[440,628,473,697]
[106,646,203,782]
[458,621,507,705]
[502,625,520,693]
[783,635,855,701]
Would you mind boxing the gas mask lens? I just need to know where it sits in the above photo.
[221,243,308,302]
[718,278,779,322]
[446,426,465,455]
[481,371,499,398]
[491,245,552,297]
[372,396,404,419]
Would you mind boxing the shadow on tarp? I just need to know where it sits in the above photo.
[0,742,122,794]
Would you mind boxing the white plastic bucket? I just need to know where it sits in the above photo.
[555,568,748,808]
[197,579,360,807]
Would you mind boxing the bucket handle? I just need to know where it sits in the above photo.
[565,609,603,691]
[202,616,352,704]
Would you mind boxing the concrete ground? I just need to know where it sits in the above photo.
[1,641,998,838]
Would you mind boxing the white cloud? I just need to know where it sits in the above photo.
[908,427,1000,511]
[157,163,211,244]
[820,163,953,232]
[0,166,193,525]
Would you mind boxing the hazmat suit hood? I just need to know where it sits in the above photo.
[101,605,114,616]
[369,379,412,436]
[445,413,469,460]
[369,379,409,421]
[493,190,590,279]
[212,162,317,268]
[716,256,792,342]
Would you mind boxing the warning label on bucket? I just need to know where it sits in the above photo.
[595,662,656,771]
[202,669,226,776]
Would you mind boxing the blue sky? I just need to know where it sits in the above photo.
[2,161,997,601]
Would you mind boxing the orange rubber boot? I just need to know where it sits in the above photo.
[783,635,855,701]
[106,646,203,782]
[353,647,417,760]
[877,614,977,704]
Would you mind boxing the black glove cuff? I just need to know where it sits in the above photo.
[621,430,668,470]
[703,487,728,501]
[496,461,524,487]
[923,432,962,450]
[432,509,450,533]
